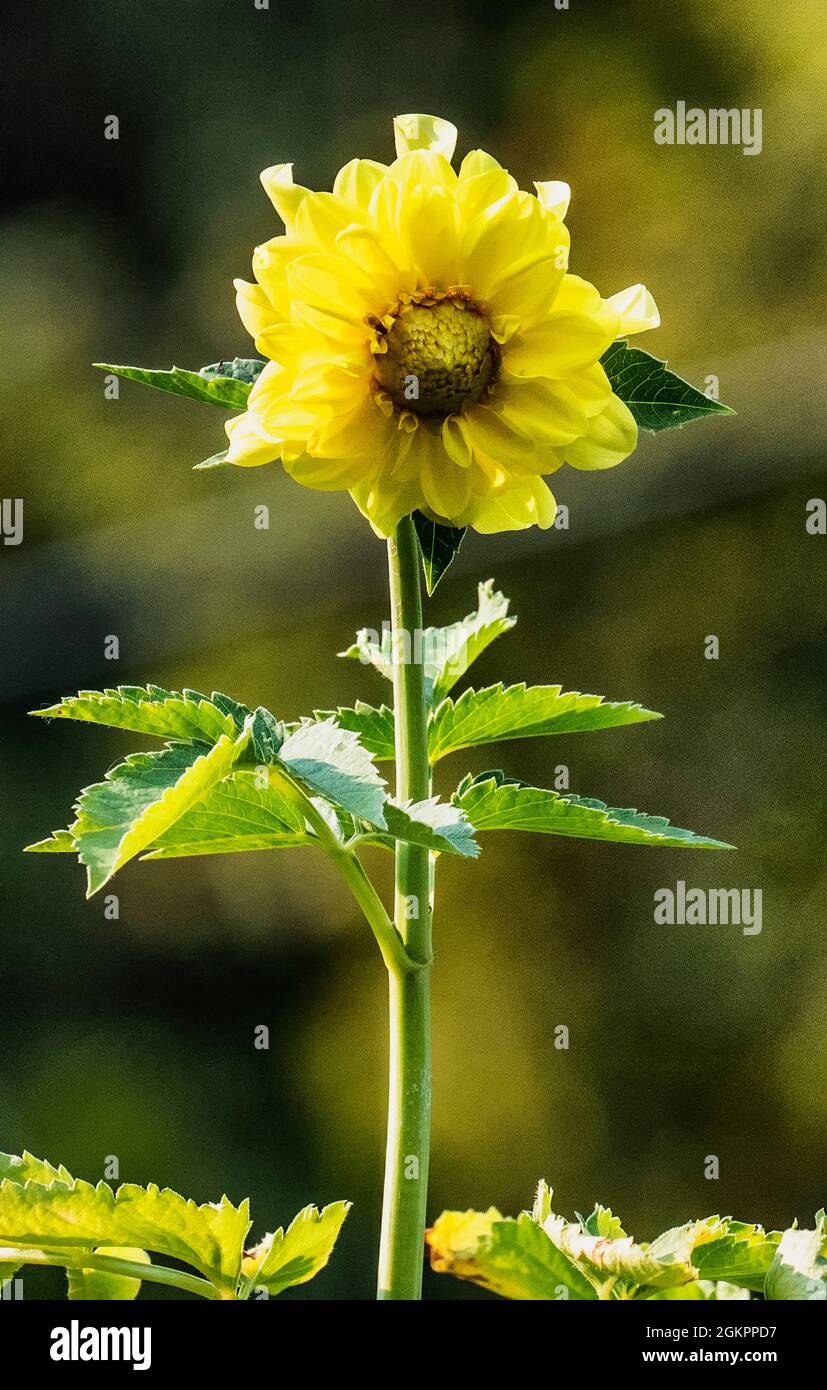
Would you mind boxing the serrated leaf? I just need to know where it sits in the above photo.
[0,1158,250,1293]
[141,770,309,859]
[412,511,466,595]
[454,772,733,849]
[241,1201,350,1296]
[93,363,253,411]
[25,830,76,853]
[764,1227,827,1300]
[600,341,734,432]
[73,728,251,895]
[693,1222,780,1292]
[0,1152,74,1186]
[362,797,479,858]
[543,1212,711,1291]
[313,703,396,761]
[250,706,286,763]
[429,682,662,761]
[426,580,516,702]
[582,1204,627,1240]
[426,1209,597,1300]
[340,580,516,704]
[66,1247,149,1301]
[278,717,387,829]
[31,686,242,745]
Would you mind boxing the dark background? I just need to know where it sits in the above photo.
[1,0,825,1298]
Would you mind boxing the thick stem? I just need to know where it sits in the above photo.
[377,517,432,1301]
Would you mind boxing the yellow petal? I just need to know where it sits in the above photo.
[558,362,614,418]
[293,192,356,250]
[467,476,557,533]
[461,406,545,471]
[288,360,367,409]
[335,224,416,302]
[414,426,472,519]
[503,302,619,378]
[460,192,560,302]
[306,397,393,460]
[534,180,571,220]
[457,167,517,223]
[487,246,569,334]
[284,449,374,490]
[565,394,638,470]
[289,300,369,353]
[224,412,281,468]
[388,150,457,194]
[247,357,294,406]
[496,379,588,447]
[459,150,506,181]
[251,236,295,318]
[333,158,388,209]
[260,163,310,228]
[286,253,380,324]
[233,278,280,340]
[350,473,423,538]
[441,415,473,469]
[397,185,459,287]
[393,113,457,161]
[550,274,603,315]
[605,284,661,336]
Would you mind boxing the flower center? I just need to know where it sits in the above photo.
[371,294,496,417]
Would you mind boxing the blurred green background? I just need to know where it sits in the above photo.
[2,0,825,1298]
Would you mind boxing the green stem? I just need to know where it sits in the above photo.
[290,769,417,978]
[6,1248,219,1299]
[378,517,433,1301]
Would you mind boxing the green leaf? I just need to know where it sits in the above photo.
[0,1157,250,1294]
[241,1201,350,1297]
[340,580,516,704]
[600,341,734,432]
[426,1209,597,1300]
[199,358,266,385]
[31,685,245,744]
[93,363,253,411]
[0,1152,73,1185]
[365,797,479,858]
[25,830,76,853]
[412,512,466,595]
[764,1227,827,1300]
[141,770,309,859]
[543,1212,715,1292]
[429,682,662,761]
[250,706,287,763]
[645,1279,750,1300]
[426,580,517,703]
[313,703,396,761]
[278,717,387,829]
[73,727,251,895]
[66,1247,150,1301]
[453,771,734,849]
[693,1222,780,1292]
[582,1204,627,1240]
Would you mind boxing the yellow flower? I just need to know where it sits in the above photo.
[227,114,660,536]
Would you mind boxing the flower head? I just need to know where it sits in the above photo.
[227,114,659,536]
